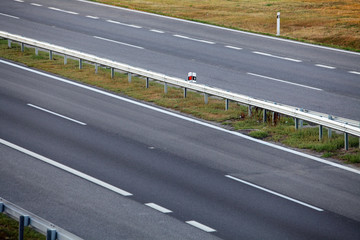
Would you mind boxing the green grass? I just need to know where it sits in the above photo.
[1,39,359,164]
[0,214,45,240]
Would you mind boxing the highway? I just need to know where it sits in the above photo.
[1,60,360,239]
[0,0,360,120]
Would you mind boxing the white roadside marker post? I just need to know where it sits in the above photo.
[277,12,280,36]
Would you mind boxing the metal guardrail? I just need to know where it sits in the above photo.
[1,31,359,141]
[0,197,82,240]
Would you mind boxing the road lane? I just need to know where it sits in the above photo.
[1,61,359,239]
[0,144,220,240]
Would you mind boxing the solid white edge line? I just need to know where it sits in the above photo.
[48,7,78,15]
[75,0,360,56]
[253,51,302,63]
[315,64,336,69]
[0,13,20,19]
[145,203,172,213]
[247,72,323,91]
[30,3,42,7]
[93,36,144,49]
[349,71,360,75]
[225,175,324,212]
[1,59,359,176]
[27,103,87,126]
[0,138,133,196]
[225,45,242,50]
[186,221,216,232]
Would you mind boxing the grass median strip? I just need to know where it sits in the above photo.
[1,40,359,165]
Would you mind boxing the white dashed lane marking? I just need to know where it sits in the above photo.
[93,36,144,49]
[0,13,20,19]
[315,64,336,69]
[106,19,142,29]
[225,45,242,50]
[150,29,164,33]
[173,34,215,45]
[349,71,360,75]
[86,15,99,19]
[253,51,302,62]
[225,175,324,211]
[0,138,133,197]
[186,221,216,232]
[145,203,172,213]
[48,7,78,15]
[30,3,42,6]
[247,72,323,91]
[27,103,87,126]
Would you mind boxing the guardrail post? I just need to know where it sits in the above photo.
[295,118,299,130]
[19,215,25,240]
[49,50,53,60]
[146,77,149,88]
[164,83,168,94]
[0,202,4,212]
[64,55,67,65]
[21,43,24,52]
[79,59,83,69]
[8,39,12,48]
[204,93,208,104]
[128,72,132,83]
[225,99,229,110]
[248,106,252,117]
[319,125,323,141]
[46,229,57,240]
[263,109,267,123]
[344,133,349,151]
[35,47,38,55]
[111,68,114,78]
[328,115,332,138]
[95,63,98,74]
[183,88,187,98]
[272,112,275,125]
[19,215,30,240]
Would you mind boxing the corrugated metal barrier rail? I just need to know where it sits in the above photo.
[0,197,83,240]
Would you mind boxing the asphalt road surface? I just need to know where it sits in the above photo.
[1,60,359,239]
[0,0,359,120]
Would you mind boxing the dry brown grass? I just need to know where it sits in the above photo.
[94,0,360,50]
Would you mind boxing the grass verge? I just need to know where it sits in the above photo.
[1,39,359,166]
[91,0,360,52]
[0,213,45,240]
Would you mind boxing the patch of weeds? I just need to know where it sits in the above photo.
[233,118,266,130]
[340,152,360,164]
[322,152,335,158]
[249,130,269,139]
